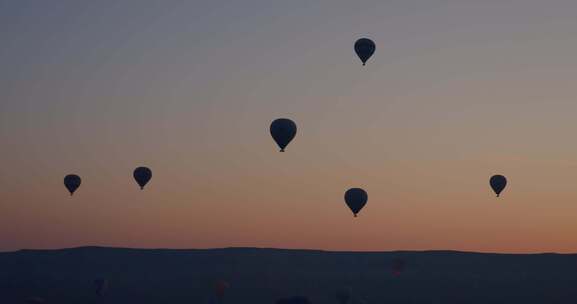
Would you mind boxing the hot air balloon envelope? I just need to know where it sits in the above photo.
[354,38,376,65]
[276,296,312,304]
[490,175,507,197]
[344,188,368,217]
[133,167,152,190]
[270,118,297,152]
[25,297,45,304]
[336,287,352,304]
[215,280,230,298]
[94,278,108,297]
[64,174,81,195]
[392,258,406,276]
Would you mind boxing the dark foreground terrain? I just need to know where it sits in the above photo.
[1,247,577,303]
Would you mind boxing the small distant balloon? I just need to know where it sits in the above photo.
[490,175,507,197]
[270,118,297,152]
[276,296,312,304]
[94,278,108,297]
[64,174,81,196]
[133,167,152,190]
[344,188,368,217]
[25,297,45,304]
[336,287,352,304]
[392,258,406,277]
[215,280,229,299]
[354,38,375,66]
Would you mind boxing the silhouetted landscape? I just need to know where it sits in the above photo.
[2,247,577,303]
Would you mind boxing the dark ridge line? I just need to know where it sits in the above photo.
[1,246,574,256]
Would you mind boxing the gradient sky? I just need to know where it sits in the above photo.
[2,0,577,253]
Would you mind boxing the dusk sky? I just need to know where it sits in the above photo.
[2,0,577,253]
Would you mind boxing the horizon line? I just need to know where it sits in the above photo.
[1,245,573,256]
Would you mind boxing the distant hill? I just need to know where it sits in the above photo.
[1,247,576,303]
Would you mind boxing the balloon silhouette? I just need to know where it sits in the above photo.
[215,280,230,299]
[354,38,375,66]
[270,118,297,152]
[64,174,81,196]
[490,175,507,197]
[94,278,108,297]
[25,297,45,304]
[133,167,152,190]
[276,297,311,304]
[344,188,368,217]
[336,287,352,304]
[392,258,406,277]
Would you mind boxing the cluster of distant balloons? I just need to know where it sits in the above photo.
[29,273,406,303]
[26,278,225,303]
[63,38,508,219]
[64,166,152,195]
[269,39,507,216]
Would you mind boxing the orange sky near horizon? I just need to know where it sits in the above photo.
[2,0,577,253]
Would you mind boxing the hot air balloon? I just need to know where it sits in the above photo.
[344,188,367,217]
[25,297,45,304]
[490,175,507,197]
[270,118,297,152]
[391,258,406,277]
[354,38,375,66]
[276,296,312,304]
[133,167,152,190]
[336,287,352,304]
[64,174,81,196]
[214,280,229,299]
[94,278,108,297]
